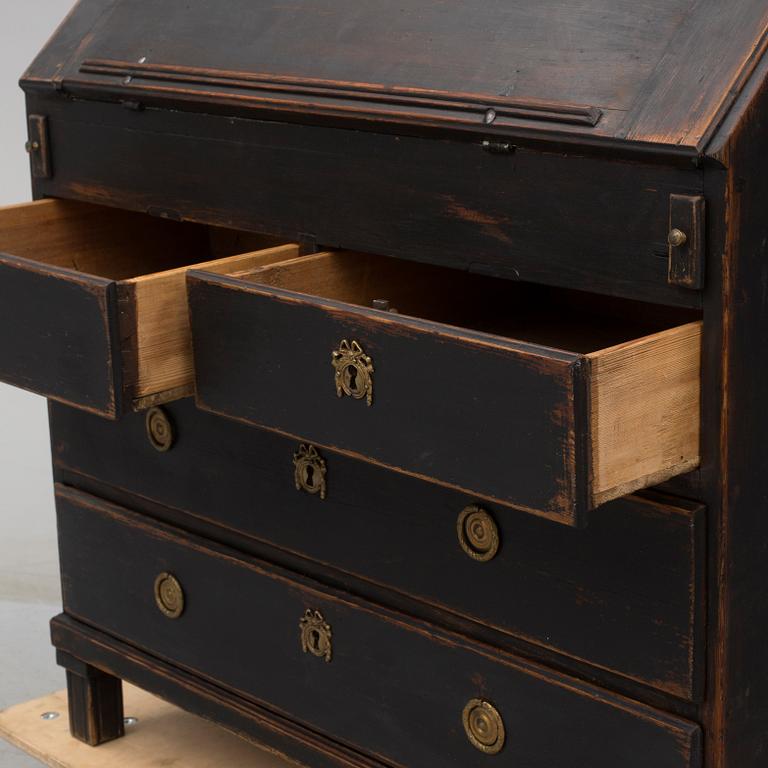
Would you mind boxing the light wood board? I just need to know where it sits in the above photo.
[0,685,300,768]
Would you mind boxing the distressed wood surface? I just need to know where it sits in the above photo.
[20,0,768,152]
[694,47,768,768]
[0,683,296,768]
[188,253,700,523]
[50,398,706,702]
[26,91,705,308]
[0,197,292,415]
[54,486,703,768]
[124,243,298,402]
[588,321,702,505]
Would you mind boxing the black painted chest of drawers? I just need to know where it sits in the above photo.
[4,1,768,766]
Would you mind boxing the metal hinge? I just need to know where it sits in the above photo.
[481,140,516,155]
[25,114,52,179]
[667,194,705,290]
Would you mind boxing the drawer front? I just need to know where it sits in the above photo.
[30,90,705,309]
[188,253,701,525]
[56,486,702,768]
[51,400,705,701]
[0,198,293,417]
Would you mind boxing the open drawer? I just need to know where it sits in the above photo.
[189,251,702,526]
[0,199,296,417]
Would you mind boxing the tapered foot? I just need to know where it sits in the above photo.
[58,650,125,746]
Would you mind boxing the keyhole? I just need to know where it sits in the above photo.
[304,465,315,488]
[346,365,359,393]
[309,629,321,652]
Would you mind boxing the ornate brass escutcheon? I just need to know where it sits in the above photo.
[293,444,327,499]
[146,406,175,452]
[457,505,500,562]
[154,572,184,619]
[332,340,374,406]
[300,609,333,662]
[462,699,506,755]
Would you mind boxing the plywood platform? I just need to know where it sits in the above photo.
[0,684,297,768]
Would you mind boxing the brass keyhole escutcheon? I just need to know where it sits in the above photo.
[300,609,333,663]
[462,699,506,755]
[293,444,327,499]
[146,407,175,452]
[154,572,184,619]
[332,340,374,406]
[457,505,500,562]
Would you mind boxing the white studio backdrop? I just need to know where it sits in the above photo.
[0,4,89,767]
[0,2,76,608]
[0,13,86,768]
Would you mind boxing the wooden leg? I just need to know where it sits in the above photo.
[59,651,125,746]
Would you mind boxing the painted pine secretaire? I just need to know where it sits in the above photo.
[4,0,768,766]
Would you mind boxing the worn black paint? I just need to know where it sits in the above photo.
[55,487,702,768]
[25,91,704,308]
[188,274,590,523]
[50,398,705,701]
[0,254,120,417]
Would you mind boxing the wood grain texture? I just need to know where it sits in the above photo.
[0,197,291,414]
[0,684,297,768]
[0,253,119,417]
[188,254,700,523]
[125,244,298,400]
[26,91,705,308]
[62,662,124,747]
[695,50,768,768]
[0,198,211,280]
[20,0,768,151]
[54,486,703,768]
[588,321,702,506]
[49,398,706,702]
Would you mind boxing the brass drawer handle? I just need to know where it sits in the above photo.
[294,444,327,499]
[457,505,500,562]
[154,572,184,619]
[462,699,506,754]
[332,340,374,406]
[300,609,333,662]
[146,407,175,452]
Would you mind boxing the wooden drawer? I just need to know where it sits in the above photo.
[0,198,295,417]
[51,399,705,702]
[188,250,702,526]
[56,486,702,768]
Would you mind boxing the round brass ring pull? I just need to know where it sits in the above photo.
[154,572,184,619]
[300,609,333,663]
[146,407,175,452]
[457,505,500,562]
[462,698,506,754]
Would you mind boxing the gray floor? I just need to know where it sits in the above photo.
[0,4,80,765]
